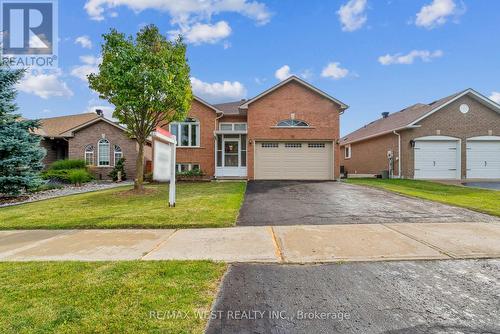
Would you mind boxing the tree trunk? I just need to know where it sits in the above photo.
[134,141,145,192]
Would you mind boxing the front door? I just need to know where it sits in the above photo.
[223,140,239,168]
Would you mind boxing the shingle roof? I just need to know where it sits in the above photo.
[213,100,247,116]
[341,90,464,145]
[33,113,100,137]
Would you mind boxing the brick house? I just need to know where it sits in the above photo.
[164,76,348,180]
[340,89,500,180]
[34,111,151,180]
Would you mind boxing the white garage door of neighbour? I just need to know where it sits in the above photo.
[254,142,333,180]
[414,140,459,179]
[467,139,500,179]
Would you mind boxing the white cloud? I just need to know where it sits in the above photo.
[321,62,349,79]
[85,104,116,120]
[75,35,92,49]
[70,55,101,82]
[84,0,271,25]
[415,0,463,29]
[489,92,500,104]
[337,0,367,32]
[378,50,443,65]
[275,65,292,81]
[169,21,231,44]
[17,70,73,99]
[190,77,246,102]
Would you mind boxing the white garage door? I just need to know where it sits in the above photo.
[255,142,333,180]
[414,139,460,179]
[467,138,500,179]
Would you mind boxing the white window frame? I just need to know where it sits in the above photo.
[114,144,123,165]
[84,144,94,166]
[344,144,351,159]
[176,163,200,172]
[219,122,247,132]
[169,119,200,147]
[97,138,110,166]
[276,119,309,128]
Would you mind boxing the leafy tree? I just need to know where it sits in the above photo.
[89,25,192,191]
[0,66,46,196]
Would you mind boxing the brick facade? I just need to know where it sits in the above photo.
[68,120,139,180]
[341,133,399,176]
[40,138,67,169]
[400,95,500,179]
[340,94,500,179]
[162,99,218,178]
[162,80,343,180]
[246,81,342,179]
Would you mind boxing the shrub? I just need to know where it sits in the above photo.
[68,169,93,186]
[42,168,93,184]
[50,159,86,170]
[144,172,153,182]
[108,158,126,181]
[176,168,204,177]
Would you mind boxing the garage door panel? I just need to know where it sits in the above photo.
[466,140,500,179]
[255,142,332,180]
[414,140,459,179]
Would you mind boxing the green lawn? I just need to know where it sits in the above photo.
[0,261,226,334]
[347,178,500,217]
[0,182,246,229]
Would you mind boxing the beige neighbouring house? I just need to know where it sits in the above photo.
[340,89,500,180]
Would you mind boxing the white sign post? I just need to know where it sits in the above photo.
[152,128,177,207]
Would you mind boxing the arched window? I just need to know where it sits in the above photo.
[169,117,200,147]
[276,119,309,127]
[97,139,110,166]
[114,144,122,165]
[84,144,94,165]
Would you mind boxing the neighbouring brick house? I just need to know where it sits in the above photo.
[34,111,151,180]
[164,76,348,180]
[340,89,500,180]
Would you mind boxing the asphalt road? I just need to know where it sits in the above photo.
[206,260,500,334]
[237,181,499,226]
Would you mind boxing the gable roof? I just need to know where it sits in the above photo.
[33,113,101,137]
[213,100,247,116]
[32,112,129,138]
[239,76,349,110]
[194,96,222,113]
[60,115,128,137]
[341,89,500,145]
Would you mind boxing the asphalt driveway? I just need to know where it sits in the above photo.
[206,260,500,334]
[237,181,498,226]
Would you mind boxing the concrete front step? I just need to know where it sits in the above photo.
[1,222,499,263]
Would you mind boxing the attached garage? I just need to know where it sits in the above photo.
[414,136,461,179]
[254,141,333,180]
[466,136,500,179]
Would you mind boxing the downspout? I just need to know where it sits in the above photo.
[214,112,224,179]
[393,130,401,178]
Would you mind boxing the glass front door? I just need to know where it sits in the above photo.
[224,140,239,167]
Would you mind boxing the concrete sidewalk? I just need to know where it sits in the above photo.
[1,222,499,263]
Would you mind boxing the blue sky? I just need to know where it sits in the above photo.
[13,0,500,135]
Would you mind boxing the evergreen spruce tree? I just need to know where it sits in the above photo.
[0,66,46,196]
